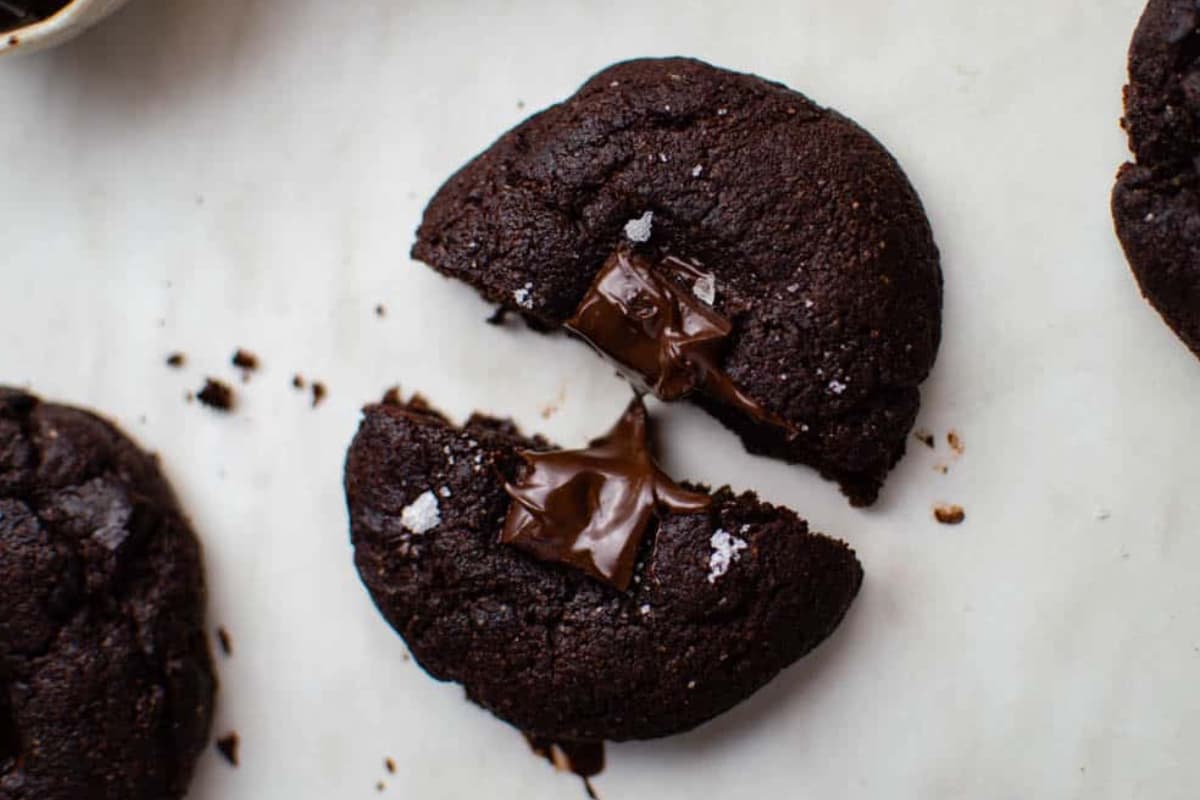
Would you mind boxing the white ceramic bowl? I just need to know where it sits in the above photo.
[0,0,130,56]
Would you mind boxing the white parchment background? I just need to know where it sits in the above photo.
[2,1,1198,797]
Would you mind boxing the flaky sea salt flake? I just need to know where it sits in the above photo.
[707,529,748,583]
[624,211,654,243]
[400,490,441,535]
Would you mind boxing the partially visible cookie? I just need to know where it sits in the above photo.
[344,394,862,742]
[413,57,943,505]
[1113,0,1200,359]
[0,388,215,800]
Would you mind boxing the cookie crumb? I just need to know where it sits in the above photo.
[914,429,935,448]
[400,490,441,534]
[707,529,748,583]
[385,757,396,774]
[292,374,306,390]
[376,781,385,792]
[216,627,233,657]
[197,379,234,412]
[311,382,327,407]
[934,464,949,475]
[623,210,654,243]
[375,304,387,317]
[166,352,186,368]
[7,35,18,47]
[231,349,259,371]
[933,504,966,525]
[947,430,964,455]
[215,733,240,767]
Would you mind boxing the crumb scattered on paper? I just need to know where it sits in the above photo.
[215,733,240,767]
[216,627,232,657]
[197,379,234,412]
[933,504,966,525]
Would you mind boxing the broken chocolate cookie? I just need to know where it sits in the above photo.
[412,57,943,505]
[343,394,862,743]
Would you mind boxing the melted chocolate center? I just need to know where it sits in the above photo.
[565,248,795,434]
[501,398,709,590]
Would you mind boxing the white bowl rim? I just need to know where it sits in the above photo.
[1,0,104,49]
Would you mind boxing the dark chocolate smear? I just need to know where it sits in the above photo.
[566,248,795,435]
[501,397,709,590]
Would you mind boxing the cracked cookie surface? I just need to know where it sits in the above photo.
[1114,0,1200,360]
[0,388,214,800]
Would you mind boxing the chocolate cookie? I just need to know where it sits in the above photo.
[344,394,862,742]
[0,388,215,800]
[413,57,943,505]
[1113,0,1200,360]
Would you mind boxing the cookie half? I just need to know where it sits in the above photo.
[1113,0,1200,359]
[413,57,943,505]
[344,394,862,742]
[0,388,215,800]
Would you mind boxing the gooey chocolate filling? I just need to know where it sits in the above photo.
[501,397,709,591]
[565,248,796,435]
